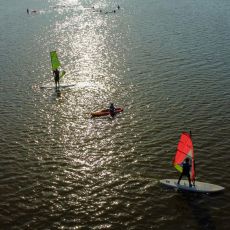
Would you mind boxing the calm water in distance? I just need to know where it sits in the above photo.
[0,0,230,229]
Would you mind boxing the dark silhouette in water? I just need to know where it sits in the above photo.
[56,89,62,97]
[27,8,29,14]
[109,103,116,118]
[53,68,60,89]
[177,158,192,187]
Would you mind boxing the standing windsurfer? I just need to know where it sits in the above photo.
[177,158,192,187]
[53,68,60,89]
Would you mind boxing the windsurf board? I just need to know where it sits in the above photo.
[40,83,76,89]
[160,179,225,193]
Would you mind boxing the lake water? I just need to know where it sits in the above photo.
[0,0,230,229]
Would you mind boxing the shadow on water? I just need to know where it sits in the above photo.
[179,192,218,230]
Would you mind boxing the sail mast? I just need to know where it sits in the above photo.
[190,132,195,183]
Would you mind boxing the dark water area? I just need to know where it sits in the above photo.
[0,0,229,229]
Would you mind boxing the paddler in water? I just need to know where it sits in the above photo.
[53,68,60,89]
[177,158,192,187]
[109,103,116,117]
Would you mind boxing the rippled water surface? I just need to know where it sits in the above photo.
[0,0,230,229]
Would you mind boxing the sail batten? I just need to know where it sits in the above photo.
[173,132,195,182]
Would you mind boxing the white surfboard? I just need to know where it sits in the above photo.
[160,179,225,193]
[40,83,76,89]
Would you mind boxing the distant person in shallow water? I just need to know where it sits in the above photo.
[27,8,29,14]
[177,158,192,187]
[53,68,60,89]
[109,103,116,117]
[118,5,120,10]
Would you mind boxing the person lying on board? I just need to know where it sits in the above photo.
[177,158,192,187]
[31,10,38,14]
[109,103,116,117]
[105,10,116,14]
[53,68,60,89]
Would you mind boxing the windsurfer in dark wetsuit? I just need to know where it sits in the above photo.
[53,68,60,89]
[177,158,192,187]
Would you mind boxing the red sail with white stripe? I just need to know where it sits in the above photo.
[173,132,195,182]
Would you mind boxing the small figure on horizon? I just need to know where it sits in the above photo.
[118,5,120,10]
[27,8,29,14]
[53,68,60,89]
[177,158,192,187]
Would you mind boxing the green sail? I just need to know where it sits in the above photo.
[50,51,60,70]
[50,51,65,77]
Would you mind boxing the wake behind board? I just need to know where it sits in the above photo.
[160,179,225,194]
[40,83,76,89]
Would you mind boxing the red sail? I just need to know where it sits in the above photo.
[173,132,195,182]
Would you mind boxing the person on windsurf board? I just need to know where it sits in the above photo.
[50,51,66,90]
[53,68,60,89]
[160,131,225,193]
[177,158,192,187]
